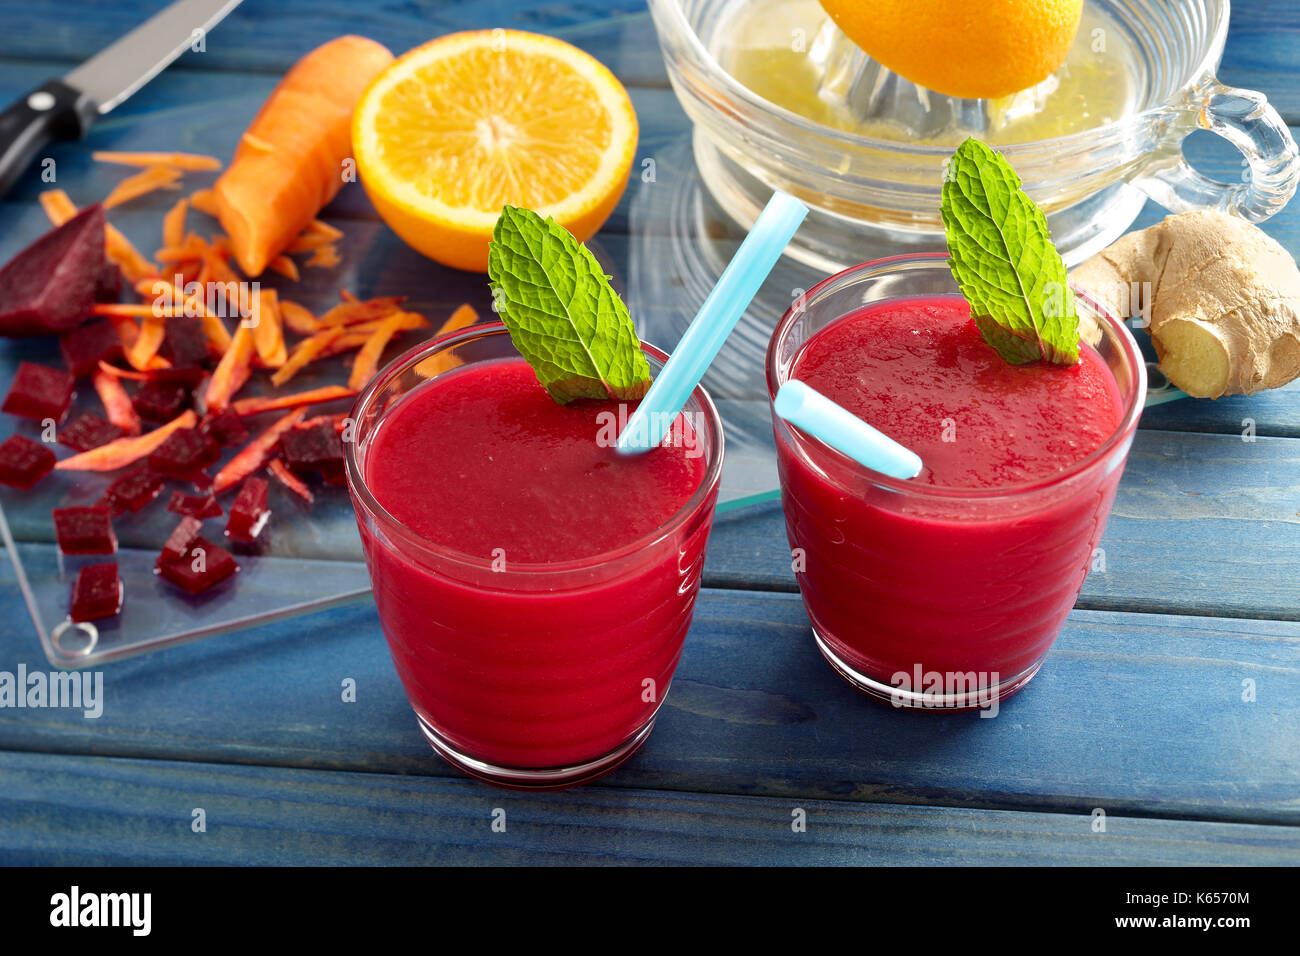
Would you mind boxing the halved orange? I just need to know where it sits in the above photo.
[353,30,638,273]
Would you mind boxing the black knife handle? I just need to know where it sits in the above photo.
[0,79,98,198]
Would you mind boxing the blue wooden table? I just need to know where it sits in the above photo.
[1,0,1298,865]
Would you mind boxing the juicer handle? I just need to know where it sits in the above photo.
[1133,77,1299,222]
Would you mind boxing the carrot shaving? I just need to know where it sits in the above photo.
[204,321,255,413]
[92,151,222,171]
[189,188,220,216]
[124,313,167,371]
[57,410,199,472]
[306,219,344,241]
[202,243,243,286]
[92,369,142,436]
[278,299,321,336]
[161,199,189,249]
[268,255,300,281]
[213,407,308,493]
[285,232,338,253]
[92,303,179,318]
[250,288,287,368]
[268,458,314,503]
[306,244,341,268]
[270,327,342,387]
[103,165,182,210]
[319,296,405,328]
[414,304,480,379]
[106,224,159,282]
[348,313,406,390]
[39,189,77,226]
[232,385,355,416]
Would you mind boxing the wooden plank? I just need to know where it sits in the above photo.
[2,750,1296,865]
[0,578,1296,824]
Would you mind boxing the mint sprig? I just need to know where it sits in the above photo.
[940,138,1079,366]
[487,206,650,403]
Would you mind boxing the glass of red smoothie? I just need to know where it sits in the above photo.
[346,322,724,788]
[767,254,1145,710]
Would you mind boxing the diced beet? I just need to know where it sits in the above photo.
[58,412,125,452]
[0,434,55,489]
[2,361,76,423]
[161,515,204,562]
[226,477,270,543]
[98,464,164,514]
[167,490,223,519]
[0,204,105,337]
[200,408,248,447]
[96,260,121,304]
[52,505,117,555]
[147,426,219,479]
[155,535,237,595]
[281,421,345,481]
[132,380,188,423]
[70,561,122,622]
[60,320,124,377]
[161,316,210,370]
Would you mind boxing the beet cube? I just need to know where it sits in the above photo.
[200,408,248,447]
[167,491,223,519]
[147,427,219,479]
[226,477,270,542]
[70,561,122,622]
[161,515,204,563]
[52,505,117,555]
[0,434,55,488]
[161,316,210,369]
[0,204,105,337]
[2,361,76,423]
[58,412,125,452]
[60,320,124,377]
[156,535,237,595]
[98,464,164,514]
[132,380,188,423]
[281,422,344,480]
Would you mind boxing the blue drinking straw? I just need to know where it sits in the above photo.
[616,191,809,454]
[774,380,923,480]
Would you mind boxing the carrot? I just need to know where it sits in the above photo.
[189,188,220,216]
[414,304,480,378]
[267,255,300,281]
[270,327,342,387]
[156,233,209,263]
[348,313,406,390]
[205,321,255,413]
[93,303,178,319]
[92,369,142,436]
[306,219,343,240]
[268,458,314,503]
[39,189,77,226]
[278,299,321,336]
[232,385,356,416]
[96,360,202,385]
[103,165,182,209]
[212,36,393,276]
[92,151,222,171]
[57,410,197,471]
[250,288,287,368]
[213,407,308,493]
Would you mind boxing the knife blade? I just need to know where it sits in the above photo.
[0,0,243,197]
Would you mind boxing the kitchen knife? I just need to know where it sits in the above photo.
[0,0,243,197]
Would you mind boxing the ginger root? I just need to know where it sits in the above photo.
[1071,210,1300,398]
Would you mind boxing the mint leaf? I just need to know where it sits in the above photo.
[487,206,651,403]
[940,138,1079,366]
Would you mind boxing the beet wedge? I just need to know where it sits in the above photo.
[0,204,106,337]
